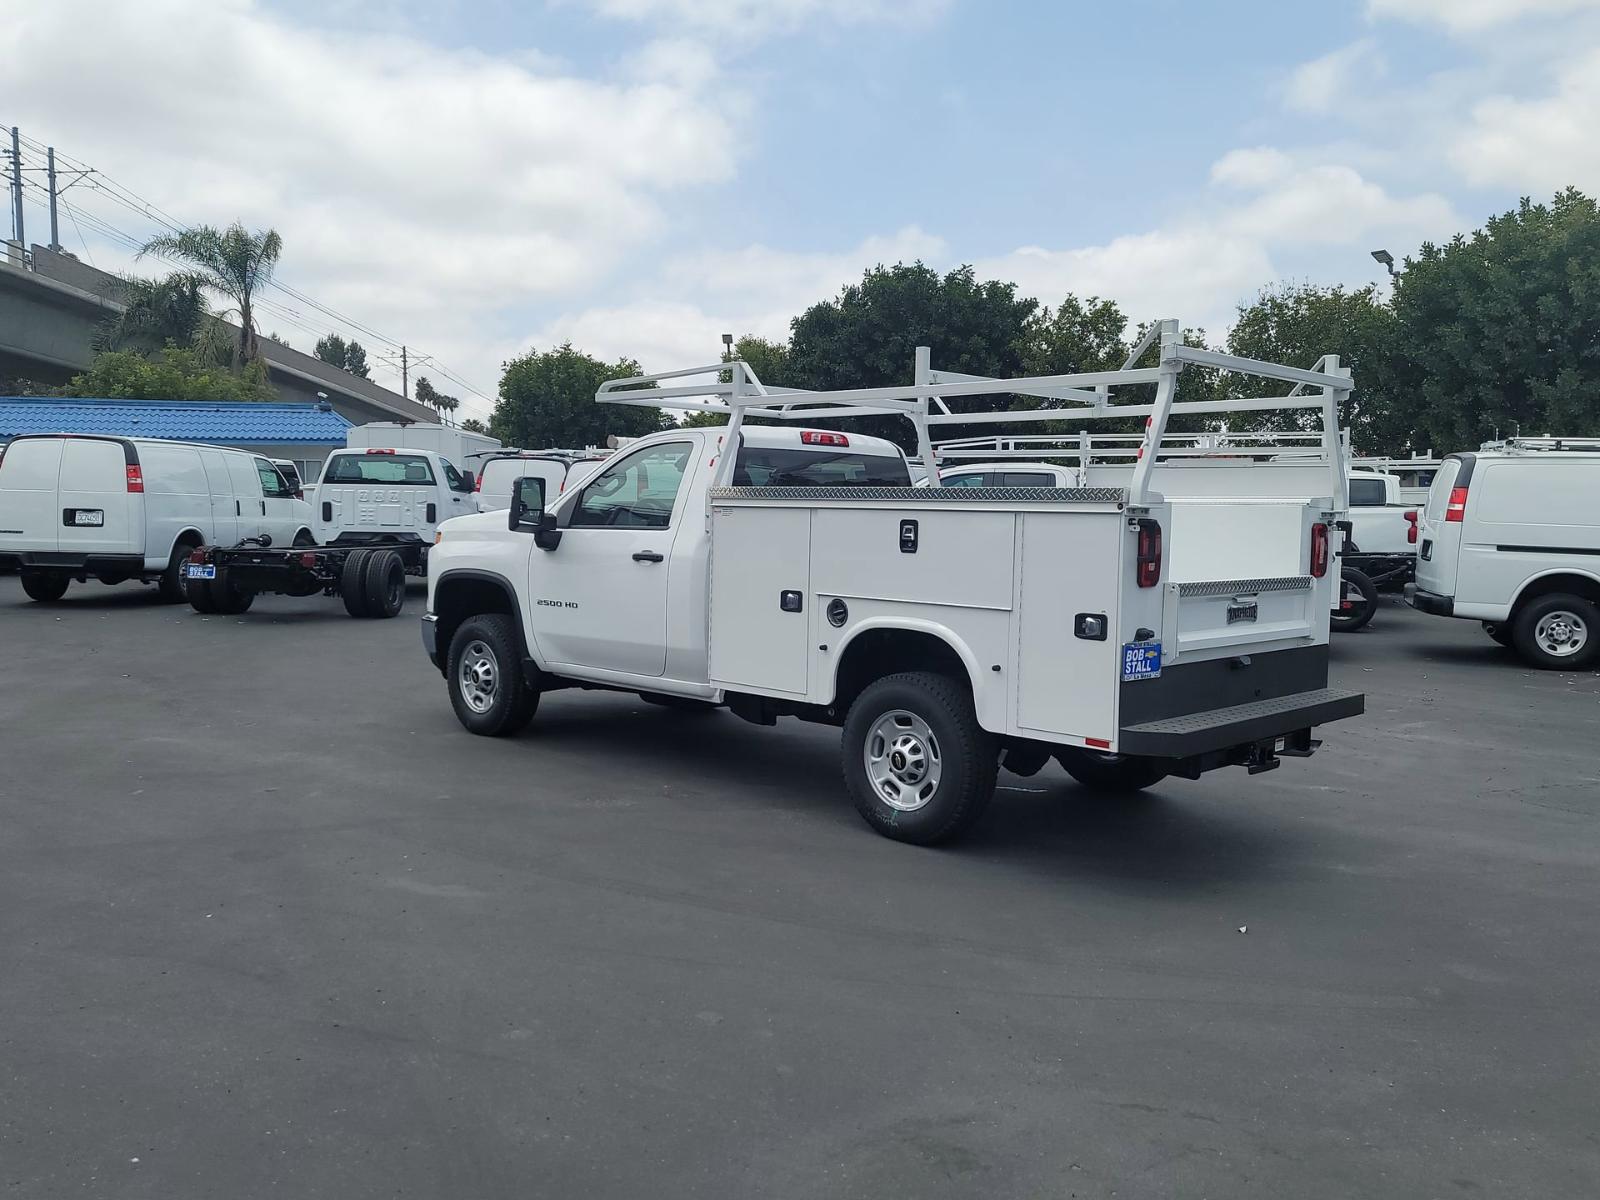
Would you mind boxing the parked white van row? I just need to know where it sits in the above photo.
[0,435,312,603]
[1409,437,1600,669]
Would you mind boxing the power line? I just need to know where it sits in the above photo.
[2,121,497,415]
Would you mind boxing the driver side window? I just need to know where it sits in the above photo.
[570,441,694,529]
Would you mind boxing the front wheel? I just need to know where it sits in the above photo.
[447,614,539,736]
[841,671,997,845]
[1512,594,1599,670]
[1331,567,1378,633]
[1056,748,1168,792]
[20,571,69,602]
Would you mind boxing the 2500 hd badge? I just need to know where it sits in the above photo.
[536,598,579,609]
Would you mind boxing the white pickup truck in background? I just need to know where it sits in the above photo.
[422,322,1364,845]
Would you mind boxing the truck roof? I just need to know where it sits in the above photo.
[697,425,906,460]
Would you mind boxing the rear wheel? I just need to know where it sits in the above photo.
[188,574,218,614]
[207,567,255,615]
[340,549,373,618]
[1056,748,1169,792]
[1512,594,1599,670]
[447,614,538,736]
[842,671,997,845]
[1331,567,1378,633]
[20,572,69,603]
[158,539,200,604]
[361,549,405,619]
[1482,621,1514,648]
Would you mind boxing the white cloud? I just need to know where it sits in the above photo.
[1210,147,1295,189]
[1450,45,1600,191]
[1285,40,1385,114]
[527,226,946,370]
[579,0,950,37]
[1367,0,1600,33]
[7,0,739,415]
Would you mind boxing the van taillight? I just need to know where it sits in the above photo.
[1135,518,1161,588]
[1445,486,1468,522]
[1405,509,1419,544]
[125,465,144,493]
[1310,523,1329,578]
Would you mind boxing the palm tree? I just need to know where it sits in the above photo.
[139,223,283,368]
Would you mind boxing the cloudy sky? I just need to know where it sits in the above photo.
[7,0,1599,419]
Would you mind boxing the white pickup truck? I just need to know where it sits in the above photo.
[421,323,1365,845]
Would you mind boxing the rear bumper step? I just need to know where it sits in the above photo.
[0,551,146,574]
[1119,687,1365,757]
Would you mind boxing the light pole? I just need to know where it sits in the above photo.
[1371,249,1399,281]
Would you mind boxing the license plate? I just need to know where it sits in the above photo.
[185,564,216,580]
[1122,641,1162,682]
[66,509,104,527]
[1227,599,1258,624]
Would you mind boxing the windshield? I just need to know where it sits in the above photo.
[322,453,437,486]
[733,447,910,487]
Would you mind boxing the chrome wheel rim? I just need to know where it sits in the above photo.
[1534,610,1588,658]
[864,709,942,812]
[459,640,499,712]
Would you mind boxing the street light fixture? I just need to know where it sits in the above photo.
[721,332,734,359]
[1371,249,1398,279]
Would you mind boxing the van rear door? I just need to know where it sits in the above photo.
[57,438,139,558]
[1414,456,1465,597]
[0,437,66,554]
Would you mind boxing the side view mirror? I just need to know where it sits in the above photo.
[508,475,545,532]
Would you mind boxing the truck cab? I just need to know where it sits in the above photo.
[313,447,474,558]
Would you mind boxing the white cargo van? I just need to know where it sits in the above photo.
[1409,438,1600,668]
[474,452,608,514]
[0,435,314,603]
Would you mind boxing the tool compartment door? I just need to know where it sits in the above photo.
[1015,510,1122,741]
[709,505,811,697]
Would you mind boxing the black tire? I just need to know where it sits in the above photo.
[188,574,218,614]
[841,671,997,845]
[1331,567,1378,633]
[361,549,406,619]
[208,567,255,615]
[1056,748,1169,792]
[1482,621,1514,648]
[157,539,200,604]
[639,693,719,712]
[1511,593,1600,671]
[447,613,538,736]
[340,549,373,618]
[19,571,69,603]
[292,528,316,548]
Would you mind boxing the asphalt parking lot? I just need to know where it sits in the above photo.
[2,579,1597,1199]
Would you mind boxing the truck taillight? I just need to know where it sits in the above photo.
[125,465,144,493]
[1445,486,1468,522]
[1405,509,1419,544]
[801,431,849,446]
[1135,518,1161,588]
[473,472,483,490]
[1310,523,1330,578]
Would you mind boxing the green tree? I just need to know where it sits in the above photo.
[96,275,216,357]
[460,417,488,435]
[414,375,460,418]
[1393,188,1600,449]
[139,222,283,368]
[1024,295,1129,375]
[62,345,278,402]
[314,333,371,379]
[786,263,1039,446]
[491,343,670,449]
[1227,283,1403,452]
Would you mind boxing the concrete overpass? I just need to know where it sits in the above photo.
[0,244,436,426]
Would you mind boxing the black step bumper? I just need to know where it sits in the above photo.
[0,551,146,575]
[1404,584,1454,617]
[1119,687,1365,757]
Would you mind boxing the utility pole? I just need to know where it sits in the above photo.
[9,127,23,250]
[46,147,60,252]
[401,345,408,399]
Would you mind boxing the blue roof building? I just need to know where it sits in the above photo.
[0,397,353,486]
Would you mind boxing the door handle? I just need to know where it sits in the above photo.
[632,551,665,563]
[260,500,266,515]
[235,500,241,516]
